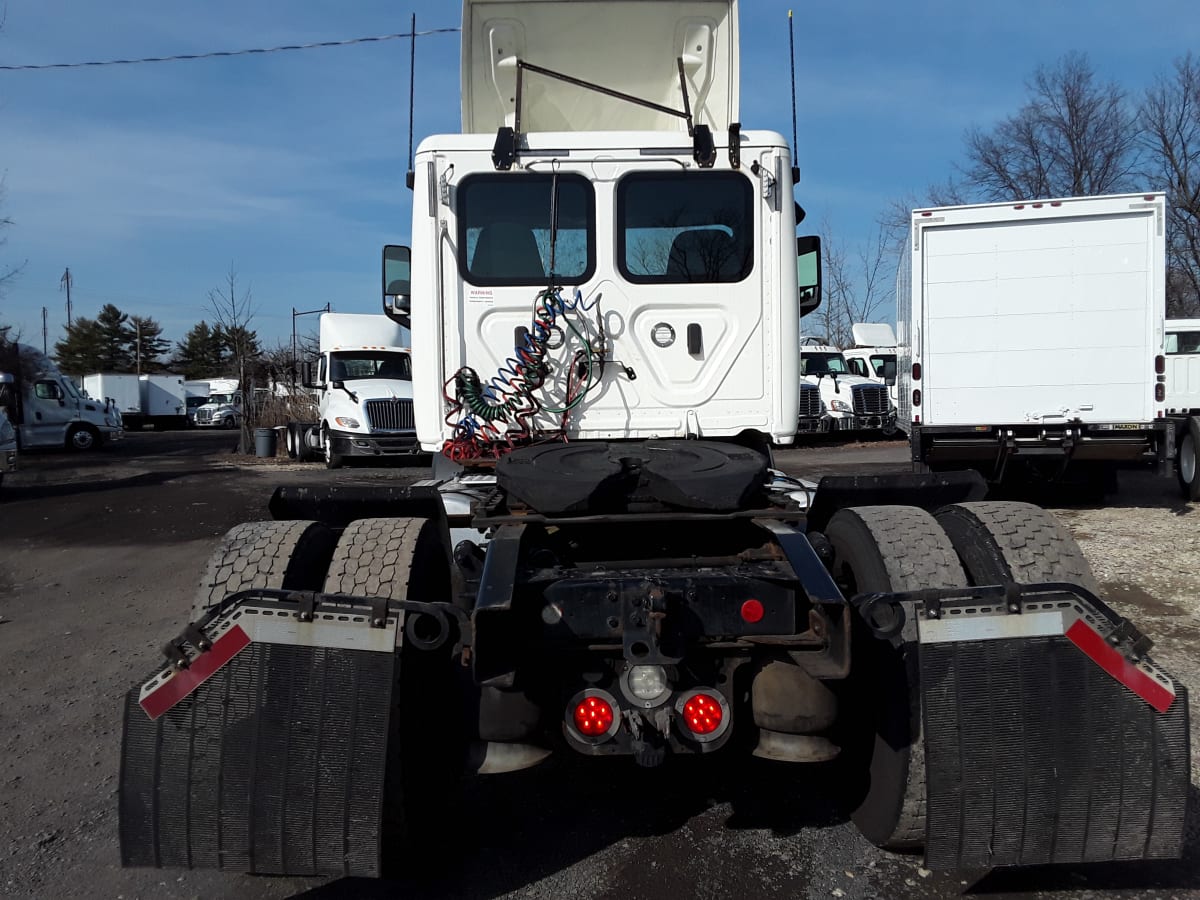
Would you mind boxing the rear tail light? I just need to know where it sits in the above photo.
[675,689,730,742]
[912,362,922,381]
[1155,355,1165,375]
[913,389,922,407]
[1155,383,1165,402]
[740,599,765,624]
[568,690,620,741]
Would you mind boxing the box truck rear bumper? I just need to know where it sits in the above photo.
[912,421,1174,476]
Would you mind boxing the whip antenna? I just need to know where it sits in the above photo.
[406,13,417,189]
[788,10,799,183]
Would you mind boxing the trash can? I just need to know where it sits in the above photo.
[254,427,277,458]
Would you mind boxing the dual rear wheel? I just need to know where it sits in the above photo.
[827,500,1098,850]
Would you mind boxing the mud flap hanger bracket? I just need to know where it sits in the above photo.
[166,588,475,668]
[853,581,1152,658]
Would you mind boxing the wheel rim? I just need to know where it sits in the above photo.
[1183,433,1197,485]
[72,429,95,450]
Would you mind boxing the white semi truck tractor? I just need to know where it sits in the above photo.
[119,0,1189,880]
[288,312,419,468]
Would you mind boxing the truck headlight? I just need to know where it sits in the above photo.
[831,399,852,413]
[334,417,360,429]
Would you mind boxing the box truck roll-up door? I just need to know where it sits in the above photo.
[922,212,1157,426]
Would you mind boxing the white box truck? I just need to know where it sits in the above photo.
[292,312,418,468]
[192,378,242,429]
[82,373,188,430]
[899,193,1173,488]
[0,343,122,451]
[843,322,900,435]
[1164,317,1200,499]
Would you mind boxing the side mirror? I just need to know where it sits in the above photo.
[882,359,898,386]
[302,361,319,390]
[382,244,412,329]
[796,235,822,318]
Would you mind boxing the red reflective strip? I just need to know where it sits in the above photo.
[1065,620,1174,712]
[139,625,252,720]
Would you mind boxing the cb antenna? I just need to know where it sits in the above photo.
[787,10,800,184]
[405,12,417,189]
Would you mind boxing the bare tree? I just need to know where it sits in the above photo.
[1139,53,1200,317]
[807,217,898,349]
[0,177,24,299]
[961,52,1139,201]
[207,265,260,454]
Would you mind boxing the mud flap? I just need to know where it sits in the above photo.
[914,588,1190,869]
[119,594,400,877]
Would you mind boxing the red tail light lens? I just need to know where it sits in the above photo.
[1155,383,1165,402]
[913,389,922,407]
[912,362,922,381]
[681,693,724,736]
[573,696,615,737]
[1155,355,1165,375]
[740,599,765,623]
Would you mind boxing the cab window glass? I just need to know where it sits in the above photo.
[458,174,595,286]
[1167,331,1200,354]
[34,381,61,400]
[618,172,754,283]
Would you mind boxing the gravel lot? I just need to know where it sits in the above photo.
[0,432,1196,900]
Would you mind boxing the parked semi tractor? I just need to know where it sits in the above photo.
[798,338,894,434]
[844,322,899,433]
[0,342,122,450]
[899,193,1174,490]
[82,372,188,431]
[1165,318,1200,499]
[286,312,419,468]
[120,1,1189,879]
[0,375,17,490]
[192,378,241,429]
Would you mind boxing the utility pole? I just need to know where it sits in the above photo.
[60,268,74,328]
[136,319,142,376]
[42,307,48,355]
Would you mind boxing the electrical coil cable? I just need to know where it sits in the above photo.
[441,286,604,463]
[442,169,607,463]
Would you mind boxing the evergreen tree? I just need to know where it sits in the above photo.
[54,317,107,374]
[173,321,226,379]
[128,315,172,373]
[95,304,134,371]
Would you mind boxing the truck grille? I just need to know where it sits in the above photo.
[194,408,213,425]
[852,384,889,416]
[364,398,415,431]
[799,385,822,418]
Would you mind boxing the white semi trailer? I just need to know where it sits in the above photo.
[119,1,1189,881]
[899,193,1173,490]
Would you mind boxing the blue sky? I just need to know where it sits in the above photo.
[1,0,1197,352]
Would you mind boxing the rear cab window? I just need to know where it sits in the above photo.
[457,174,595,286]
[617,172,754,284]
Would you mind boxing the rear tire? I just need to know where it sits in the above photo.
[323,518,463,871]
[935,501,1100,596]
[825,505,968,850]
[1178,417,1200,502]
[191,520,336,621]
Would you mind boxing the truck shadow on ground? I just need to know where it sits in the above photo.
[288,754,850,900]
[288,773,1200,900]
[991,469,1195,516]
[1,468,214,502]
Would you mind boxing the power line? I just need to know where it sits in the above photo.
[0,28,460,72]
